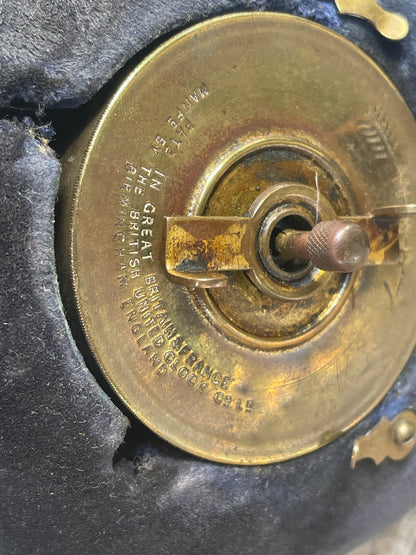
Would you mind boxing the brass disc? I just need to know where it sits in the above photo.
[61,13,416,464]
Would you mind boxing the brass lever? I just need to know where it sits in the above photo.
[165,203,413,290]
[334,0,409,41]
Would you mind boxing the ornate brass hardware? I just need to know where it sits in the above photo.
[335,0,409,41]
[351,410,416,467]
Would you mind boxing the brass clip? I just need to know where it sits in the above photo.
[335,0,409,41]
[351,410,416,468]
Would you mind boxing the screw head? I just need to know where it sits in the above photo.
[394,418,416,445]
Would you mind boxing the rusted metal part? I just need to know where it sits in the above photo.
[335,0,409,41]
[351,410,416,468]
[349,215,400,265]
[165,217,253,288]
[165,209,410,288]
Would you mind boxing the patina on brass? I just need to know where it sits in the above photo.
[335,0,409,41]
[351,410,416,468]
[166,209,408,285]
[59,13,416,464]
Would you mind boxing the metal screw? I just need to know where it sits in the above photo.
[394,418,416,445]
[275,220,371,272]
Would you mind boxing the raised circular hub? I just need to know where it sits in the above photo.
[202,164,353,346]
[60,13,416,464]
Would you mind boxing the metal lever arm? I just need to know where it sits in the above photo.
[334,0,409,41]
[165,210,406,289]
[165,217,254,288]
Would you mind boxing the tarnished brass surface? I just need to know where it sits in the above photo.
[165,216,253,288]
[60,13,416,464]
[165,211,405,282]
[351,410,416,468]
[335,0,409,41]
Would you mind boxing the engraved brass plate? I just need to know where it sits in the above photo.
[59,13,416,464]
